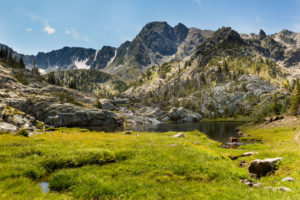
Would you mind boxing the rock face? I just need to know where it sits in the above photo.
[168,107,203,122]
[248,157,282,178]
[0,65,124,133]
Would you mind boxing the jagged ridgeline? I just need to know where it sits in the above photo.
[127,27,292,119]
[47,69,128,97]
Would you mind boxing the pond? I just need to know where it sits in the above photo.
[131,121,245,143]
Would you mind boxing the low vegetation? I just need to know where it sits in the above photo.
[0,122,299,199]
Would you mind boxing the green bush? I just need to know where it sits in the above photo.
[95,100,102,109]
[16,129,29,137]
[13,71,29,85]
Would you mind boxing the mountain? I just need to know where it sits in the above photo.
[2,21,212,78]
[23,46,116,72]
[125,27,293,119]
[1,22,300,80]
[103,22,213,79]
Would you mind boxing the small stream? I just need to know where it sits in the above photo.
[39,182,49,193]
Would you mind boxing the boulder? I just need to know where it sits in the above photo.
[168,107,202,122]
[102,101,117,111]
[0,122,17,132]
[173,132,185,138]
[248,157,282,178]
[240,179,262,187]
[281,177,295,182]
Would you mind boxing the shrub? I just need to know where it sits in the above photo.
[95,100,102,109]
[16,129,29,137]
[52,92,83,106]
[13,71,29,85]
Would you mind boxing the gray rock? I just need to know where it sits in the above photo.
[240,179,262,187]
[102,102,117,111]
[242,152,257,156]
[264,187,292,192]
[168,107,202,122]
[249,157,282,178]
[0,122,17,132]
[281,177,295,182]
[173,132,185,138]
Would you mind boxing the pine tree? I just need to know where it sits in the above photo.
[8,50,13,63]
[47,72,56,85]
[32,59,40,75]
[69,79,77,89]
[290,78,300,115]
[19,56,25,69]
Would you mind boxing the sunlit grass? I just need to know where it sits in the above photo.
[0,126,299,199]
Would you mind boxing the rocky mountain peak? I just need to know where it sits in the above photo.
[212,27,245,46]
[174,23,189,43]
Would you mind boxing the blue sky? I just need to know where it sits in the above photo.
[0,0,299,55]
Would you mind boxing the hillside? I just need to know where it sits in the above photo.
[125,27,293,120]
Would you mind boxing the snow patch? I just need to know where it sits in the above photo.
[107,49,117,66]
[94,50,99,62]
[39,68,47,75]
[74,58,90,69]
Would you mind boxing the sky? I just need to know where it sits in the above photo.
[0,0,300,55]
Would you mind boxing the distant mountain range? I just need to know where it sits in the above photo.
[1,21,300,79]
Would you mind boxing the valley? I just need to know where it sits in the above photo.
[0,19,300,199]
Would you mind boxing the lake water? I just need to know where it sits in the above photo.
[131,121,245,143]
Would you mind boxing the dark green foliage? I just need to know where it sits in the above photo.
[95,100,102,109]
[16,129,29,137]
[13,70,29,85]
[270,94,281,115]
[290,78,300,115]
[68,79,77,89]
[18,56,25,69]
[31,59,40,75]
[47,72,56,85]
[0,47,26,69]
[240,83,247,92]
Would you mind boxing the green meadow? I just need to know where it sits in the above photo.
[0,123,299,200]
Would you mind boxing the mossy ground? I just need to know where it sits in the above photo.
[0,120,299,199]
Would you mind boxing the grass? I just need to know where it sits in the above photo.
[0,123,299,199]
[202,115,254,122]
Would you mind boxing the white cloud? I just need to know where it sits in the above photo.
[193,0,202,5]
[43,26,55,34]
[26,28,32,32]
[65,28,90,42]
[65,28,79,39]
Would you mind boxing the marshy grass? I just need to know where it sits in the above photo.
[0,126,299,199]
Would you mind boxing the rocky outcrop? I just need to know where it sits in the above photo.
[0,65,124,133]
[248,157,282,178]
[168,107,202,122]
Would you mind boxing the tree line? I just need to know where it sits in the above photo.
[0,45,25,69]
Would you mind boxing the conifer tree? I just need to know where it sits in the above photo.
[290,78,300,115]
[19,56,25,69]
